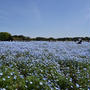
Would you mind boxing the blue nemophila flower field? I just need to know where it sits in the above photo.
[0,41,90,90]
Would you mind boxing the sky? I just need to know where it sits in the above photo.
[0,0,90,38]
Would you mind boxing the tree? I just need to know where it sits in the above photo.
[0,32,13,41]
[12,35,31,41]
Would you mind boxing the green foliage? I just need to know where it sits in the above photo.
[0,32,90,41]
[0,56,90,90]
[12,35,31,41]
[0,66,25,90]
[0,32,12,41]
[58,60,90,90]
[26,76,50,90]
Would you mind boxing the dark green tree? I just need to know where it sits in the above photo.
[0,32,13,41]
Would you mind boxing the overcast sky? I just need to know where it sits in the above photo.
[0,0,90,38]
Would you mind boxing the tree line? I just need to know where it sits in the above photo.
[0,32,90,42]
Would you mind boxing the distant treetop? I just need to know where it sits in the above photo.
[0,32,13,41]
[0,32,90,42]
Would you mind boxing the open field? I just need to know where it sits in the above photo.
[0,41,90,90]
